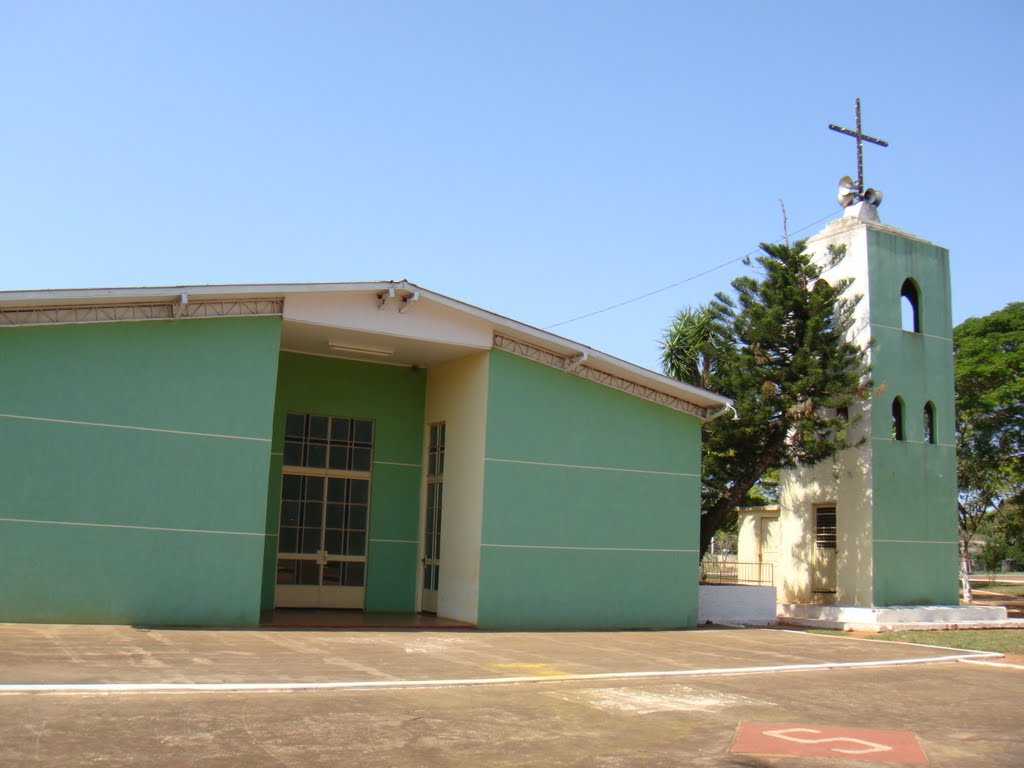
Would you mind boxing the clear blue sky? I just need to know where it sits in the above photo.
[2,2,1020,370]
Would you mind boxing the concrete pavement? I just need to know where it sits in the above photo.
[0,623,987,689]
[1,623,1022,766]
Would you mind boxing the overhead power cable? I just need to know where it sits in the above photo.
[544,209,839,330]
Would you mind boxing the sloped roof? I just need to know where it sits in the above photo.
[0,279,732,420]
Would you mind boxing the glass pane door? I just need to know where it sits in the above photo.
[421,423,445,614]
[275,412,373,609]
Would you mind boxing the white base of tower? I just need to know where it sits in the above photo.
[842,200,880,222]
[777,603,1022,632]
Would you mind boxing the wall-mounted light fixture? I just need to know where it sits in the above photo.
[327,341,395,357]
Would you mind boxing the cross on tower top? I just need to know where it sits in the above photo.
[829,98,889,200]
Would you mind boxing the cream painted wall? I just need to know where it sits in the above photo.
[778,443,873,605]
[737,508,774,570]
[422,351,489,623]
[806,217,873,351]
[737,510,758,567]
[736,507,781,591]
[777,215,876,605]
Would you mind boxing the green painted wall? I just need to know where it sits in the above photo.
[0,317,281,625]
[478,350,702,629]
[264,352,425,612]
[867,229,959,605]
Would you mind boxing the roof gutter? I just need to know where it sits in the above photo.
[0,277,734,419]
[706,401,738,423]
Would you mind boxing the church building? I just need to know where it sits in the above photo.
[0,281,730,629]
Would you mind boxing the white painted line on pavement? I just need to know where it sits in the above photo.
[0,651,1001,696]
[959,658,1024,671]
[774,627,1009,658]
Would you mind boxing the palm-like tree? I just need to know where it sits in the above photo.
[660,305,717,390]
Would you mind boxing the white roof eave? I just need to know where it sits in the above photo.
[0,279,732,419]
[402,283,732,415]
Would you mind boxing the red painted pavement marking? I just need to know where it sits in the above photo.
[732,722,928,764]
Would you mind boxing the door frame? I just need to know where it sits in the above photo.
[812,504,838,595]
[274,469,373,609]
[273,411,375,610]
[757,513,780,588]
[420,422,445,614]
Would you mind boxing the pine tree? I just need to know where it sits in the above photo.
[662,240,869,556]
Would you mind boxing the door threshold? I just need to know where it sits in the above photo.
[261,608,475,630]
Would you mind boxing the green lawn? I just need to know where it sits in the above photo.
[809,628,1024,655]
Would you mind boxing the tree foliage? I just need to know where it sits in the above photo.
[662,240,870,556]
[660,306,716,391]
[954,302,1024,592]
[976,495,1024,572]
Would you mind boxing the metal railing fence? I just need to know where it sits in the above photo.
[699,558,775,587]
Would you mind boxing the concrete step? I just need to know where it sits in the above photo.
[777,602,1024,632]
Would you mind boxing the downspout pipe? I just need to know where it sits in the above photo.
[706,401,738,422]
[564,351,588,373]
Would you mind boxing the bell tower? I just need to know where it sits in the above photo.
[773,99,958,608]
[781,203,959,607]
[742,102,1010,625]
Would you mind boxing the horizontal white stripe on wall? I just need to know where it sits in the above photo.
[0,412,271,443]
[874,539,957,545]
[369,539,418,545]
[374,461,422,469]
[871,323,953,343]
[482,543,697,553]
[871,437,956,448]
[484,457,698,478]
[0,517,270,538]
